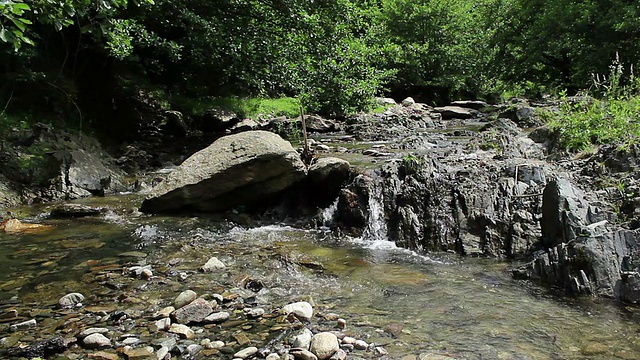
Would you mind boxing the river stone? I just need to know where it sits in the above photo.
[171,298,213,324]
[304,115,338,133]
[541,178,591,247]
[204,311,230,323]
[451,100,493,111]
[140,131,307,214]
[354,340,368,350]
[50,203,104,218]
[156,346,170,360]
[310,332,339,360]
[291,328,313,349]
[401,97,415,106]
[433,106,476,119]
[88,351,119,360]
[201,257,226,271]
[418,354,457,360]
[282,301,314,321]
[153,317,171,332]
[59,292,84,307]
[234,346,258,359]
[290,348,318,360]
[266,354,281,360]
[187,344,203,356]
[307,157,351,206]
[49,149,123,199]
[6,335,68,358]
[83,333,111,348]
[78,327,109,339]
[123,346,155,360]
[168,324,195,339]
[329,349,347,360]
[9,319,36,331]
[174,290,197,309]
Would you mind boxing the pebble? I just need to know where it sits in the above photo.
[354,340,368,350]
[341,337,355,345]
[140,268,153,280]
[323,313,339,321]
[88,351,119,360]
[201,339,225,349]
[78,328,109,339]
[290,348,318,360]
[83,333,111,348]
[123,346,155,360]
[201,257,226,271]
[168,323,195,339]
[153,306,175,319]
[336,318,346,329]
[171,298,213,324]
[204,311,230,323]
[243,307,265,318]
[291,328,313,349]
[310,332,339,360]
[187,344,203,356]
[156,346,170,360]
[153,318,171,331]
[374,347,389,356]
[9,319,36,332]
[174,290,197,309]
[234,346,258,359]
[121,337,139,346]
[329,349,347,360]
[282,301,314,321]
[59,292,85,307]
[266,354,281,360]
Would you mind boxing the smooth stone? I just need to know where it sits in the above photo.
[290,348,318,360]
[354,340,368,350]
[83,333,111,348]
[401,97,415,106]
[328,349,347,360]
[171,298,213,324]
[121,337,140,346]
[187,344,203,356]
[581,342,608,355]
[243,307,265,318]
[310,332,339,360]
[153,318,171,332]
[123,346,155,360]
[156,346,170,360]
[78,328,109,339]
[323,313,339,321]
[374,347,389,356]
[234,346,258,359]
[291,328,313,349]
[89,351,119,360]
[282,302,313,321]
[341,337,355,345]
[203,311,230,323]
[336,319,346,329]
[153,306,175,319]
[59,293,84,307]
[140,269,153,280]
[201,257,226,271]
[202,339,225,349]
[9,319,36,332]
[174,290,197,309]
[266,354,281,360]
[168,324,195,339]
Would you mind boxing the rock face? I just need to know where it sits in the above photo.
[49,149,123,198]
[140,131,307,214]
[433,106,477,119]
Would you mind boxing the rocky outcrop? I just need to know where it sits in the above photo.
[49,149,126,198]
[140,131,307,214]
[433,106,477,120]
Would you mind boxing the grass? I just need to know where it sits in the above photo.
[174,96,302,119]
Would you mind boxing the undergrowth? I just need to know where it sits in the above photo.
[548,55,640,151]
[174,96,301,119]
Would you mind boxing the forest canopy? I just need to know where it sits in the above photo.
[1,0,639,118]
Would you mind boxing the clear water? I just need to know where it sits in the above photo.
[0,196,639,359]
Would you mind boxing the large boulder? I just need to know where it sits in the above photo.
[433,106,477,119]
[49,149,125,198]
[140,131,307,213]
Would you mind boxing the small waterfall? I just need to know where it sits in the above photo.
[362,182,388,242]
[319,198,339,227]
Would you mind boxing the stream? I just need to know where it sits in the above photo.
[1,193,640,360]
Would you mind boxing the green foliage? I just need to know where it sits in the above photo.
[174,96,301,119]
[548,58,640,151]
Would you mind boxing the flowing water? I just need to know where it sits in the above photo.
[1,194,640,359]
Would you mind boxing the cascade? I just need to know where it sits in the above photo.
[362,180,388,242]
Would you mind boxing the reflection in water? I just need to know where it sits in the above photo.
[0,197,639,359]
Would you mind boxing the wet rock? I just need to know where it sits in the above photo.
[336,319,346,329]
[153,317,171,331]
[451,100,494,111]
[50,203,104,218]
[329,349,347,360]
[123,346,155,360]
[7,335,68,358]
[291,328,313,349]
[310,332,339,360]
[78,328,110,339]
[156,345,170,360]
[305,157,352,207]
[140,131,307,214]
[290,348,318,360]
[171,298,213,324]
[168,323,195,339]
[244,307,265,318]
[49,149,125,198]
[234,346,259,359]
[59,292,85,307]
[282,301,314,321]
[304,115,339,133]
[374,346,389,356]
[83,333,111,348]
[541,178,591,247]
[354,340,368,350]
[88,350,119,360]
[204,311,230,323]
[187,344,203,356]
[266,353,282,360]
[197,108,240,133]
[499,105,539,127]
[201,257,226,271]
[433,106,476,119]
[174,290,197,309]
[1,219,52,234]
[9,319,36,331]
[581,342,608,355]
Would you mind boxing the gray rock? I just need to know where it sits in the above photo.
[451,100,493,111]
[234,346,259,359]
[354,340,368,350]
[433,106,477,119]
[541,178,591,247]
[201,257,226,271]
[401,97,415,106]
[304,115,339,133]
[153,318,171,331]
[291,328,313,349]
[310,332,339,360]
[156,346,170,360]
[290,348,318,360]
[243,307,265,318]
[376,97,396,106]
[266,353,282,360]
[140,131,307,214]
[174,290,197,309]
[50,203,104,218]
[168,324,195,339]
[171,298,213,324]
[230,119,260,133]
[186,344,203,356]
[78,327,109,339]
[203,311,230,323]
[328,349,347,360]
[282,301,314,321]
[49,149,124,198]
[58,292,84,307]
[9,319,36,332]
[82,333,111,348]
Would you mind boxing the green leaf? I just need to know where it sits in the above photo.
[0,28,7,43]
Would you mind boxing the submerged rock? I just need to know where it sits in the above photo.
[140,131,307,214]
[59,292,85,307]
